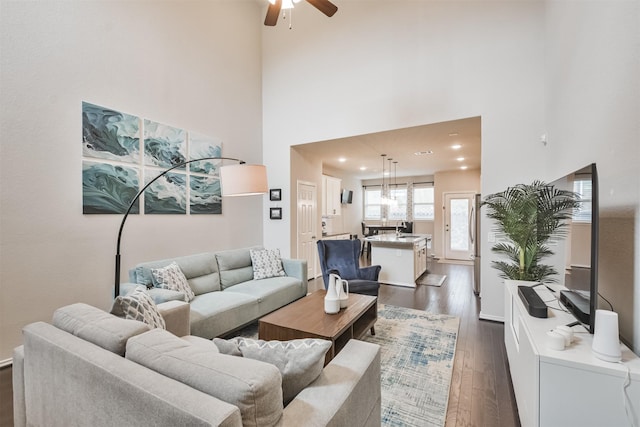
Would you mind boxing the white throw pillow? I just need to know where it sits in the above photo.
[151,262,195,302]
[250,248,286,280]
[111,288,166,330]
[215,337,332,404]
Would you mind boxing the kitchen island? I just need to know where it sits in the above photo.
[364,233,431,287]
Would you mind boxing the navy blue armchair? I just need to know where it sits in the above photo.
[316,239,381,297]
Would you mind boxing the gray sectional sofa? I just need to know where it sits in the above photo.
[120,246,308,338]
[13,302,381,426]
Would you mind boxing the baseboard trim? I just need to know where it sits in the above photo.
[0,357,13,368]
[479,312,504,323]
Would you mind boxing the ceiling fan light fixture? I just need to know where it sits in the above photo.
[265,0,337,26]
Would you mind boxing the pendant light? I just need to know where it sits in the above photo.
[388,159,398,207]
[380,154,388,205]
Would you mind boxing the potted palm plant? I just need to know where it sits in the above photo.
[482,181,580,283]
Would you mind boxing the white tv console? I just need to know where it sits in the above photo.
[504,280,640,427]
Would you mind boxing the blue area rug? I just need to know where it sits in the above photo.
[364,304,459,427]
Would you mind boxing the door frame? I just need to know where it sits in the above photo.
[443,191,477,261]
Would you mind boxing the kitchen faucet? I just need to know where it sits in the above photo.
[395,220,406,237]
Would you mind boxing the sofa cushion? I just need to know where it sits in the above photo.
[182,335,220,353]
[111,288,166,330]
[215,337,332,405]
[250,248,286,280]
[52,303,149,356]
[126,329,283,427]
[151,262,195,302]
[224,276,304,316]
[131,252,220,295]
[189,291,260,338]
[216,247,260,289]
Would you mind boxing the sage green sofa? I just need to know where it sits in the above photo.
[13,302,382,427]
[120,247,308,338]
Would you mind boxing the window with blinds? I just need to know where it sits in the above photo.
[413,185,435,220]
[364,188,382,220]
[573,178,592,222]
[388,186,408,220]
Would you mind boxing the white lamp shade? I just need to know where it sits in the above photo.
[220,164,268,197]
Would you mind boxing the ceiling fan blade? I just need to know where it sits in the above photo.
[306,0,338,17]
[264,0,282,26]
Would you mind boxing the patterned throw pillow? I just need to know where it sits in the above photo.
[111,288,166,330]
[214,337,332,404]
[151,262,195,302]
[250,248,286,280]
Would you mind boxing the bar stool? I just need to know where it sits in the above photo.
[361,222,373,258]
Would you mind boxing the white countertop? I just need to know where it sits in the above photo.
[364,233,431,246]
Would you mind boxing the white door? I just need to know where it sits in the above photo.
[444,192,476,261]
[297,181,318,280]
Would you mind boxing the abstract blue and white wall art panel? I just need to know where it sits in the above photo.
[190,175,222,214]
[144,169,187,214]
[82,104,224,215]
[82,102,140,163]
[144,119,186,169]
[189,132,222,175]
[82,161,140,214]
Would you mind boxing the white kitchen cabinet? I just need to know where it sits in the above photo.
[413,238,427,279]
[367,234,429,288]
[322,175,341,216]
[504,280,640,427]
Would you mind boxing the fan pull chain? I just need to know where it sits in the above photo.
[289,9,293,29]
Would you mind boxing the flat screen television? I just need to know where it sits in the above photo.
[552,163,599,333]
[341,189,353,204]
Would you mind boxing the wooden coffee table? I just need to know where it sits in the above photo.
[259,290,377,365]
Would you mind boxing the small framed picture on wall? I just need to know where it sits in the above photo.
[270,207,282,220]
[269,188,282,201]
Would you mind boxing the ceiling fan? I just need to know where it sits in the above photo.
[264,0,338,26]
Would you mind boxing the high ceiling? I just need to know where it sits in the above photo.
[293,116,481,180]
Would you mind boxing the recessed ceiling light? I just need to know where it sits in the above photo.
[456,157,465,161]
[414,150,434,156]
[359,166,367,171]
[460,165,468,170]
[338,157,346,163]
[448,132,459,137]
[451,144,462,150]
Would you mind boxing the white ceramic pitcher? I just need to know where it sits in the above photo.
[324,273,341,314]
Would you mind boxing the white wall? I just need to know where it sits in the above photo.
[262,0,547,321]
[262,1,640,348]
[0,0,264,361]
[544,0,640,352]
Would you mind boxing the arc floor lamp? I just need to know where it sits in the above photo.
[114,157,268,297]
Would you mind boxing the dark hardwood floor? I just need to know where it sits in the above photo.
[379,262,521,427]
[0,261,520,427]
[310,259,520,427]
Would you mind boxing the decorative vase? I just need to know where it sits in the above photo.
[324,273,341,314]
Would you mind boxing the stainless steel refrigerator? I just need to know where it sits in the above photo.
[473,194,481,296]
